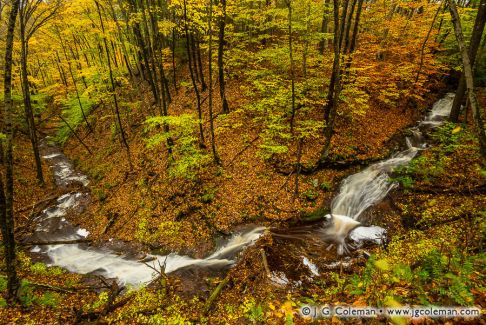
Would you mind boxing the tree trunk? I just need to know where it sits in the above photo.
[320,0,343,163]
[344,0,364,78]
[319,0,332,54]
[184,0,205,147]
[172,9,178,92]
[95,0,132,168]
[19,25,44,185]
[415,4,442,84]
[195,36,207,91]
[287,0,296,134]
[58,32,93,133]
[325,0,347,122]
[450,0,486,122]
[448,0,486,160]
[208,0,220,164]
[1,0,21,301]
[218,0,229,113]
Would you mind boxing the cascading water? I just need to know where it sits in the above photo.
[322,93,456,254]
[30,93,456,286]
[30,140,265,287]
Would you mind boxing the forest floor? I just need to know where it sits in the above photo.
[0,76,485,323]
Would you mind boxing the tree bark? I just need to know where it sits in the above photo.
[319,0,332,54]
[287,0,296,134]
[95,0,132,168]
[184,0,205,147]
[218,0,229,113]
[450,0,486,122]
[19,17,44,185]
[208,0,221,164]
[415,4,442,84]
[320,0,343,163]
[448,0,486,161]
[195,36,207,91]
[1,0,21,301]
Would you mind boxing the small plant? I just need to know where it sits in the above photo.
[18,280,36,307]
[388,175,414,189]
[200,187,217,203]
[30,262,48,274]
[38,292,60,307]
[301,189,318,201]
[319,181,332,191]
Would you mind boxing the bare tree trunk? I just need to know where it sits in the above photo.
[448,0,486,160]
[319,0,332,54]
[320,0,342,163]
[303,2,311,79]
[287,0,296,134]
[58,32,93,133]
[325,0,347,122]
[184,0,205,147]
[218,0,229,113]
[55,51,68,88]
[415,4,442,84]
[208,0,220,164]
[95,0,132,168]
[450,0,486,122]
[1,0,21,301]
[344,0,363,78]
[171,9,178,92]
[195,36,207,91]
[19,23,44,185]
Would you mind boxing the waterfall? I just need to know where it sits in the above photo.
[322,93,456,254]
[31,140,265,287]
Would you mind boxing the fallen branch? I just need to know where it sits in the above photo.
[260,249,271,278]
[21,239,92,246]
[29,281,75,293]
[59,115,92,155]
[102,213,118,235]
[273,155,384,176]
[204,277,230,315]
[409,185,486,195]
[226,136,260,168]
[15,194,59,214]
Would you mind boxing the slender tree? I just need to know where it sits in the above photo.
[183,0,205,147]
[286,0,296,134]
[208,0,220,164]
[18,0,60,185]
[320,0,343,163]
[450,0,486,122]
[217,0,229,113]
[447,0,486,160]
[95,0,132,167]
[319,0,332,54]
[1,0,21,301]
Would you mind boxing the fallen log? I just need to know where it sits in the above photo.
[29,281,75,293]
[408,185,486,195]
[204,277,230,315]
[15,194,59,214]
[21,239,92,246]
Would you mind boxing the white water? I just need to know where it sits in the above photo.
[322,93,455,254]
[33,143,265,287]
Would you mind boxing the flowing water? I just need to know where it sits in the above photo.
[31,142,265,287]
[30,93,455,286]
[321,93,456,254]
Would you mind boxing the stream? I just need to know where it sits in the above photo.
[29,93,455,288]
[30,145,265,287]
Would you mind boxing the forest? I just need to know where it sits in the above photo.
[0,0,485,323]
